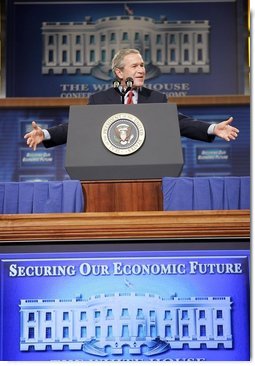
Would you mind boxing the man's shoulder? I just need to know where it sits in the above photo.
[89,87,116,104]
[140,87,167,102]
[141,86,162,95]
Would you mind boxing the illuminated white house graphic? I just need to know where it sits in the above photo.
[42,15,210,79]
[20,292,232,356]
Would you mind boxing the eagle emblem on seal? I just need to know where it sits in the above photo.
[114,123,134,145]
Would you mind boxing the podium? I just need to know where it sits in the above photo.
[66,104,183,212]
[80,179,163,212]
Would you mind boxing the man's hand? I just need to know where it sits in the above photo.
[24,121,45,150]
[213,117,239,142]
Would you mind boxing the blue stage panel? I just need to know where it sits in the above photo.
[0,243,250,361]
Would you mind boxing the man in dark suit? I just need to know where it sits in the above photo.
[25,48,239,150]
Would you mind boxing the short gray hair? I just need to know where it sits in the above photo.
[111,49,141,77]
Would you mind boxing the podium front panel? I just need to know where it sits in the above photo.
[65,103,183,180]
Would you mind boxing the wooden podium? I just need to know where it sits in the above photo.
[81,179,163,212]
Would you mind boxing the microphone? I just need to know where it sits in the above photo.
[112,77,134,103]
[113,79,124,100]
[113,79,120,89]
[125,77,134,90]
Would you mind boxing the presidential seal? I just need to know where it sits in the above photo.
[101,113,145,155]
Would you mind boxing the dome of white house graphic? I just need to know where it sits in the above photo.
[19,291,232,357]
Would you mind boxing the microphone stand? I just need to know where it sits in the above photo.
[114,87,131,104]
[113,78,133,104]
[121,86,132,104]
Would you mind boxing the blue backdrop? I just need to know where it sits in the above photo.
[6,0,248,97]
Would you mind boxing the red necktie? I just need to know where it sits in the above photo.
[126,91,134,104]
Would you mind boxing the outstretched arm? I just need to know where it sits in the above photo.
[213,117,239,142]
[24,121,45,150]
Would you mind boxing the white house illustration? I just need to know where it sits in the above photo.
[41,15,210,79]
[20,292,232,356]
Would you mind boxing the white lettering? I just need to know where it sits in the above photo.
[189,261,243,274]
[113,262,186,275]
[8,264,76,277]
[79,263,110,276]
[92,83,112,91]
[60,84,89,92]
[144,82,190,92]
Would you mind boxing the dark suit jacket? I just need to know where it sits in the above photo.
[44,87,214,148]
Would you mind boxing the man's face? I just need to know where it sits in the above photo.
[116,53,146,88]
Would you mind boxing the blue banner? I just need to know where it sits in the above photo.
[0,246,250,361]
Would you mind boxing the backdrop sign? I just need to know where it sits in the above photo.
[0,247,250,361]
[6,0,247,97]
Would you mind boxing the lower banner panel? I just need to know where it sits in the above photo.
[0,241,250,361]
